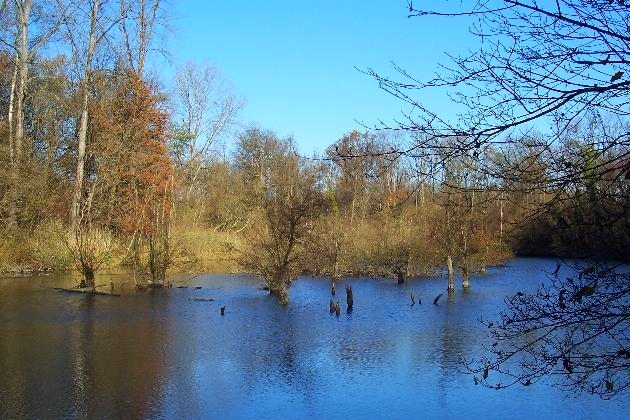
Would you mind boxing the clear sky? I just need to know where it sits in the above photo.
[167,1,472,154]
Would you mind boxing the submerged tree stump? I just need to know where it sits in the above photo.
[462,265,471,289]
[346,285,353,311]
[269,286,289,305]
[397,270,405,284]
[447,255,455,293]
[278,288,289,305]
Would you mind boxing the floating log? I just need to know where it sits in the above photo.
[54,287,120,297]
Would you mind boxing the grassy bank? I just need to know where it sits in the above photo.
[0,222,242,276]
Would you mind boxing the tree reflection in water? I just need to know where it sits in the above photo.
[2,264,630,419]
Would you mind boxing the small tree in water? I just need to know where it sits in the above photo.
[65,223,116,289]
[236,129,325,304]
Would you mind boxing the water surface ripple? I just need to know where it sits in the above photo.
[1,258,628,419]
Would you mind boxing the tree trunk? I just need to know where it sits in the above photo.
[6,1,30,228]
[120,0,151,76]
[270,285,289,305]
[8,54,17,165]
[137,0,147,75]
[332,238,340,280]
[71,0,100,228]
[268,265,290,304]
[80,266,96,289]
[397,269,405,284]
[14,0,31,164]
[71,91,89,227]
[6,55,19,228]
[332,260,340,281]
[461,234,470,289]
[350,195,356,226]
[447,255,455,292]
[346,285,353,311]
[462,264,470,289]
[499,193,504,247]
[131,232,140,286]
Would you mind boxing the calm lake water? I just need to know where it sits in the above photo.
[1,257,629,419]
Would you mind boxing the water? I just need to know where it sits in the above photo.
[1,258,628,419]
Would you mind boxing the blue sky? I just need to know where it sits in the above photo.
[167,1,472,154]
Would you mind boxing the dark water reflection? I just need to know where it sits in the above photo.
[1,258,629,419]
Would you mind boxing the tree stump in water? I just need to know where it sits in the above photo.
[220,306,225,316]
[447,255,455,293]
[331,282,336,296]
[462,265,471,289]
[270,285,289,305]
[278,289,289,305]
[346,285,353,311]
[397,270,405,284]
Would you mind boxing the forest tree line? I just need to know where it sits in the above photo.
[1,0,629,305]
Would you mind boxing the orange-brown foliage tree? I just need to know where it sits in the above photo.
[90,71,173,236]
[87,71,174,285]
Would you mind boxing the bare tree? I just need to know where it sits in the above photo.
[170,61,243,202]
[117,0,169,77]
[365,1,630,397]
[65,222,116,288]
[370,1,630,159]
[235,129,326,304]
